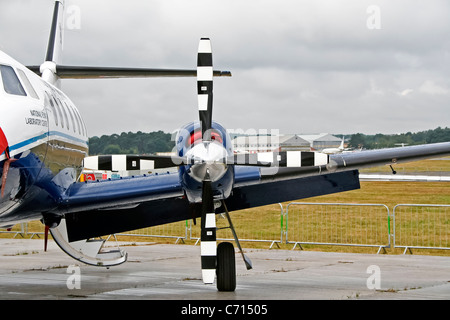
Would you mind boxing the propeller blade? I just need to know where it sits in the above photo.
[227,151,329,167]
[82,151,329,172]
[200,177,217,284]
[197,38,214,140]
[83,154,190,171]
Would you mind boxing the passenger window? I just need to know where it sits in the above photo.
[0,65,26,96]
[45,92,58,126]
[80,116,87,137]
[57,98,69,131]
[70,105,81,134]
[17,69,39,99]
[52,96,64,128]
[65,102,76,133]
[74,108,85,136]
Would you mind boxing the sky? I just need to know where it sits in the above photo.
[0,0,449,137]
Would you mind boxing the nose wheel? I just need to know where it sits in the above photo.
[216,242,236,292]
[200,196,252,291]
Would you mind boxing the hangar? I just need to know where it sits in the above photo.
[232,133,342,153]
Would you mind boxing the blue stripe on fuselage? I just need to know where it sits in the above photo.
[1,131,88,158]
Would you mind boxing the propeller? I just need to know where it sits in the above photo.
[78,38,331,286]
[83,150,329,173]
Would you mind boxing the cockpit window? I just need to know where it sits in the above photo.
[17,69,39,99]
[0,65,26,96]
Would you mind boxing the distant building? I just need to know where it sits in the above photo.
[232,135,279,153]
[278,135,310,151]
[232,133,341,153]
[299,134,343,151]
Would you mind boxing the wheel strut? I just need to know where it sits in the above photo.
[221,200,253,270]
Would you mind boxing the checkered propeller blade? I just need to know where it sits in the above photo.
[197,38,213,141]
[200,178,217,284]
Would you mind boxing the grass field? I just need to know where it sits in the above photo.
[1,158,449,256]
[361,158,450,175]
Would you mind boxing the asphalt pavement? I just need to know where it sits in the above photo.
[0,238,449,301]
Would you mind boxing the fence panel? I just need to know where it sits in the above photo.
[393,204,450,253]
[286,203,391,252]
[118,203,284,246]
[0,223,27,238]
[5,203,449,255]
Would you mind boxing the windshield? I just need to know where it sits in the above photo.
[0,65,26,96]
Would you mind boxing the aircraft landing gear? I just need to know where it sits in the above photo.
[214,200,252,292]
[199,194,252,292]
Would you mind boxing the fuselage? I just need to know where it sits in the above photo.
[0,50,88,226]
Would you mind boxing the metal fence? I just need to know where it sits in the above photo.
[285,203,391,253]
[119,219,189,244]
[117,203,285,248]
[2,202,448,254]
[393,204,450,254]
[189,203,284,248]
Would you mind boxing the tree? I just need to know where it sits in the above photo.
[349,133,366,149]
[103,144,122,154]
[346,127,450,150]
[88,130,175,155]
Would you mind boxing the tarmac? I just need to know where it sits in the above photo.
[0,238,449,301]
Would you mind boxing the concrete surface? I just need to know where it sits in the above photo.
[0,238,449,301]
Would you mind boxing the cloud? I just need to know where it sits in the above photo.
[419,80,449,95]
[399,89,414,96]
[1,0,449,136]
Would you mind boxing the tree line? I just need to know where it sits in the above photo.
[88,131,175,155]
[88,127,450,155]
[347,127,450,149]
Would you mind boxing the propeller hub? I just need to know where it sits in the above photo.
[186,141,228,183]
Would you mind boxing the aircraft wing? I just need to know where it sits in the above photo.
[59,141,450,242]
[226,141,450,210]
[251,141,450,183]
[329,141,450,171]
[26,65,231,79]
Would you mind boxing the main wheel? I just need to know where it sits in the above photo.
[216,242,236,292]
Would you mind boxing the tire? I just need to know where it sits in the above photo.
[216,242,236,292]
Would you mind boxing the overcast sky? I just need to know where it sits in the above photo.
[1,0,449,137]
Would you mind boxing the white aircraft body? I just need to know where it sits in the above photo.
[321,138,346,154]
